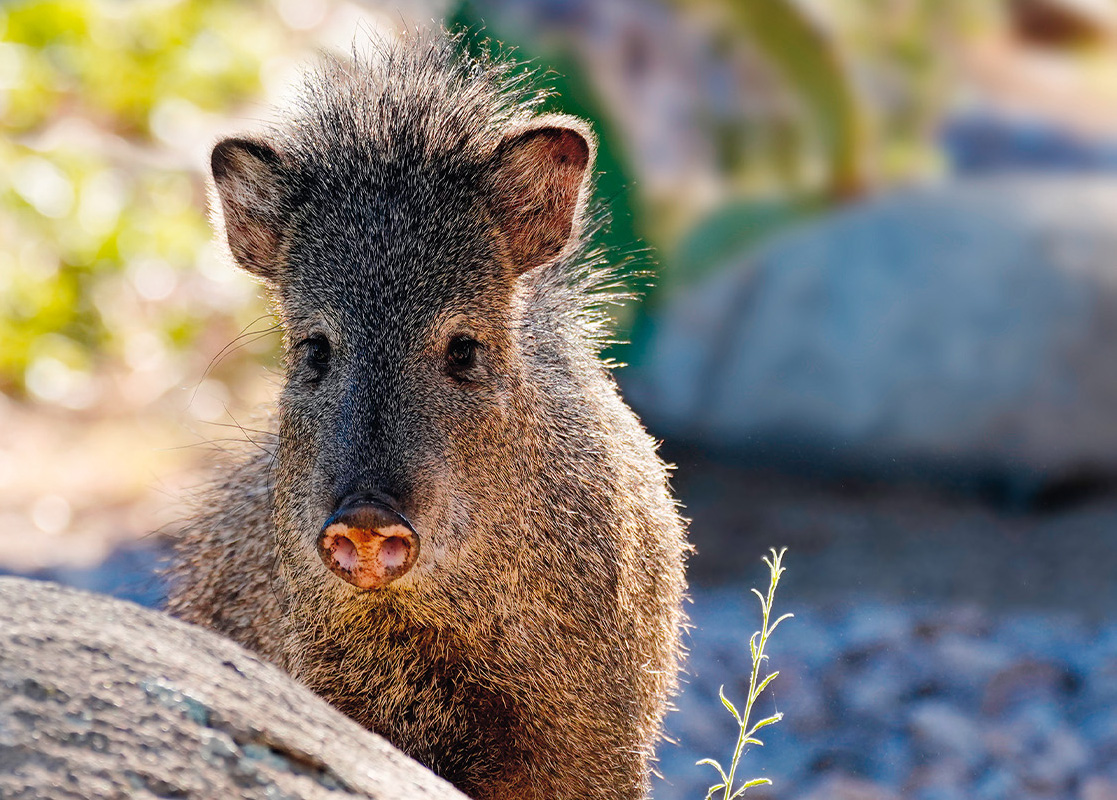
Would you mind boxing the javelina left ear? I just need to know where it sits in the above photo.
[489,117,595,276]
[211,137,291,283]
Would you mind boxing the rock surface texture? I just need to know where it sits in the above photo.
[0,577,466,800]
[629,177,1117,488]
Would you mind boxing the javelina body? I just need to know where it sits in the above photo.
[168,33,688,800]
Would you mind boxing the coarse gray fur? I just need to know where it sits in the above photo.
[168,31,689,800]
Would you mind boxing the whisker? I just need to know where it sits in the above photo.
[188,316,282,407]
[213,407,282,458]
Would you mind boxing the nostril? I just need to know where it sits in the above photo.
[378,536,409,570]
[331,535,359,572]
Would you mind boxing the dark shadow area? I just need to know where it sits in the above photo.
[669,442,1117,619]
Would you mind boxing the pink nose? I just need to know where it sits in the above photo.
[317,500,419,589]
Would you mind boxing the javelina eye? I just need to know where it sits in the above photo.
[298,334,332,384]
[445,335,478,372]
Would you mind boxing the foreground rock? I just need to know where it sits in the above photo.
[0,577,466,800]
[629,177,1117,493]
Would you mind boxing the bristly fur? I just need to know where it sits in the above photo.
[288,32,543,161]
[273,30,628,354]
[169,29,689,800]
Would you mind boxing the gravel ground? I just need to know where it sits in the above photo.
[655,587,1117,800]
[657,453,1117,800]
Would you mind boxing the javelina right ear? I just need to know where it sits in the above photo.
[211,137,290,283]
[489,117,595,275]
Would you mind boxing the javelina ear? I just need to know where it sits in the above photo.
[211,137,290,283]
[490,117,595,275]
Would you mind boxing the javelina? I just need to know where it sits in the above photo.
[168,32,689,800]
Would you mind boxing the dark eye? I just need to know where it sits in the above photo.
[446,335,478,372]
[299,334,332,383]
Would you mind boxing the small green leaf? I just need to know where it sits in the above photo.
[729,777,773,798]
[718,685,742,724]
[697,758,728,783]
[747,713,784,736]
[750,587,767,613]
[751,670,780,700]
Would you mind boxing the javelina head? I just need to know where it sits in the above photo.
[209,39,597,597]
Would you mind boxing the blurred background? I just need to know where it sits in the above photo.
[3,0,1117,798]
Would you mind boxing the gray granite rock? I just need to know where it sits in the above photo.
[0,577,466,800]
[629,177,1117,489]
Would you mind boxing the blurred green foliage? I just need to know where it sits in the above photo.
[3,1,265,135]
[832,0,1001,179]
[0,0,282,403]
[704,0,870,199]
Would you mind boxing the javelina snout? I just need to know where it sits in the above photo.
[317,495,419,589]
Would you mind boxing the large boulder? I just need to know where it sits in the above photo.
[0,577,466,800]
[628,177,1117,491]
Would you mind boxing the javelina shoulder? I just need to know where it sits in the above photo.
[168,31,689,800]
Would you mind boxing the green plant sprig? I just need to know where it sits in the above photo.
[699,547,792,800]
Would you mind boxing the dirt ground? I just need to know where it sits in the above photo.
[0,393,219,572]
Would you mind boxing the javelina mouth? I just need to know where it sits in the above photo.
[317,500,420,590]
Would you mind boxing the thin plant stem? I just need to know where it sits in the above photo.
[698,547,792,800]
